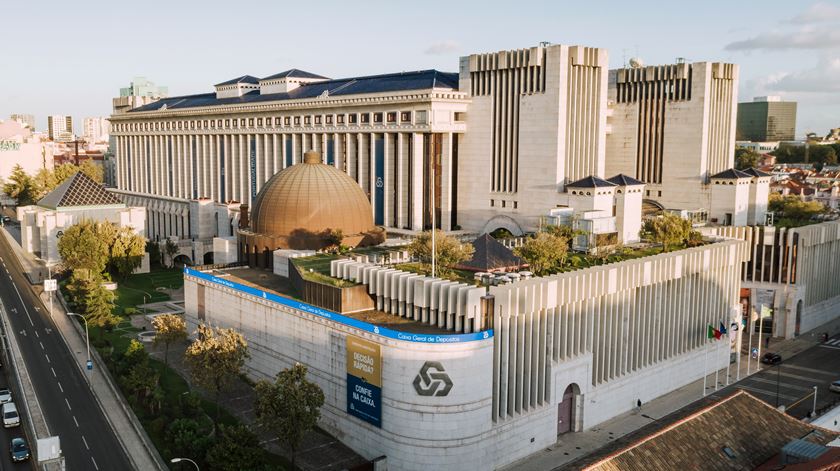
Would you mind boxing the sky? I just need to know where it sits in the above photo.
[1,0,838,138]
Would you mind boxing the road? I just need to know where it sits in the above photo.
[0,226,132,470]
[723,335,840,418]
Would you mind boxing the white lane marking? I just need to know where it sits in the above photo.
[775,370,825,384]
[45,354,50,363]
[50,367,56,378]
[736,385,799,402]
[82,435,89,450]
[58,382,63,393]
[39,341,44,350]
[34,330,39,338]
[64,398,71,411]
[73,415,79,428]
[10,283,34,327]
[827,338,840,346]
[819,344,840,350]
[91,456,99,470]
[783,364,837,377]
[747,376,814,392]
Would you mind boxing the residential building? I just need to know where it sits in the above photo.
[737,96,797,142]
[9,114,35,130]
[47,115,73,141]
[0,120,54,204]
[83,117,110,143]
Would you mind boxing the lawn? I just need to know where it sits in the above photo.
[292,254,356,288]
[394,262,476,285]
[114,268,184,314]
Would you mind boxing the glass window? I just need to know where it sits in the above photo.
[304,116,311,125]
[373,113,383,123]
[225,119,230,127]
[294,116,300,125]
[400,111,411,123]
[249,118,254,127]
[275,117,281,125]
[315,115,322,125]
[284,117,291,126]
[386,112,396,123]
[326,115,333,125]
[361,113,370,124]
[415,110,428,124]
[257,118,263,126]
[337,114,345,124]
[348,114,357,124]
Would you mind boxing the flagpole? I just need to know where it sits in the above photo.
[757,304,765,374]
[725,319,731,386]
[747,308,754,377]
[703,330,708,397]
[714,330,720,392]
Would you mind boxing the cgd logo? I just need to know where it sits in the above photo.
[413,361,453,397]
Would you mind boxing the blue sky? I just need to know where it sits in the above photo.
[2,0,837,137]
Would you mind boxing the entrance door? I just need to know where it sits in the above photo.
[557,386,574,435]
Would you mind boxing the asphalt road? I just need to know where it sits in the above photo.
[723,335,840,418]
[0,227,132,470]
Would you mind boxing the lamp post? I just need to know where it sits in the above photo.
[67,313,90,373]
[34,257,56,319]
[775,361,782,408]
[812,386,818,417]
[170,457,199,470]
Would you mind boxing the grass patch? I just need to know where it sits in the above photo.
[114,268,183,314]
[292,254,356,288]
[394,262,476,285]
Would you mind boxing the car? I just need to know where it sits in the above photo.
[761,352,782,365]
[2,403,19,428]
[0,389,11,404]
[830,380,840,393]
[1,217,10,224]
[9,437,29,462]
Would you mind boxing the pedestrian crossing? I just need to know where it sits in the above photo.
[820,338,840,350]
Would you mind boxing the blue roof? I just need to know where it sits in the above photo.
[261,69,329,81]
[566,176,617,189]
[214,75,260,87]
[131,70,459,113]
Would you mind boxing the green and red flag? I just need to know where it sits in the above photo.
[707,324,722,340]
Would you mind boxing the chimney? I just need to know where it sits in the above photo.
[239,204,249,229]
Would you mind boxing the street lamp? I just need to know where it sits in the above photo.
[34,257,56,319]
[775,362,782,408]
[170,457,199,470]
[67,313,90,372]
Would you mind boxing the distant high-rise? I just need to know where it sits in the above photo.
[736,96,797,141]
[47,115,73,141]
[113,77,168,114]
[10,114,35,130]
[83,117,110,143]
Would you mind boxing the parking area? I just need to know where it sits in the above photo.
[734,334,840,418]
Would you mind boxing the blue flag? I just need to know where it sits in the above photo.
[719,322,727,335]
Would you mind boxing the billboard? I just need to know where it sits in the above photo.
[346,335,382,427]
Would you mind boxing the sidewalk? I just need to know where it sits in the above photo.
[506,315,840,471]
[1,227,165,470]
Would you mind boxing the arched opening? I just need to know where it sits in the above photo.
[795,299,803,336]
[203,252,214,265]
[173,254,192,268]
[481,215,525,237]
[558,383,582,435]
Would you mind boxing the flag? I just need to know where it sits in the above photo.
[719,322,727,335]
[760,305,772,319]
[714,328,722,340]
[707,325,715,339]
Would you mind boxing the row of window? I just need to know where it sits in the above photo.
[114,110,428,133]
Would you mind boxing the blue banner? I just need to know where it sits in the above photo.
[192,136,198,198]
[374,136,384,225]
[184,268,493,344]
[167,137,173,195]
[327,136,335,166]
[285,138,293,168]
[146,139,151,191]
[250,136,257,200]
[346,374,381,427]
[219,138,225,202]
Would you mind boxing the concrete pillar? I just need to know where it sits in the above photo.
[441,132,453,231]
[411,133,424,231]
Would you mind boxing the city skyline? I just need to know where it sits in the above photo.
[2,0,838,137]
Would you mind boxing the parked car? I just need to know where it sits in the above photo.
[0,389,11,404]
[761,353,782,365]
[2,403,19,428]
[9,437,29,462]
[830,380,840,393]
[1,217,10,224]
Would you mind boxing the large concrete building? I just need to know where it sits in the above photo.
[83,116,110,143]
[47,115,73,142]
[10,114,35,130]
[737,96,797,142]
[113,77,168,115]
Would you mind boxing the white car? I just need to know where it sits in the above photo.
[830,380,840,393]
[0,389,11,404]
[2,403,19,428]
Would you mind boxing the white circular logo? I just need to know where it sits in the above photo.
[375,177,384,188]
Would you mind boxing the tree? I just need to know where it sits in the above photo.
[255,363,324,467]
[406,230,474,277]
[513,232,569,276]
[84,282,119,339]
[2,165,36,206]
[152,314,187,367]
[640,213,698,252]
[32,167,58,200]
[107,226,146,279]
[184,325,249,421]
[58,220,110,274]
[165,419,212,465]
[734,148,761,170]
[65,268,100,313]
[205,425,266,471]
[768,193,826,226]
[164,239,179,268]
[78,160,104,183]
[146,241,162,268]
[323,228,343,251]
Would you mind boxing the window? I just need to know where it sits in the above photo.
[326,115,333,125]
[415,110,428,124]
[337,114,345,124]
[240,118,247,127]
[513,201,518,209]
[294,116,300,125]
[502,200,506,208]
[304,116,311,125]
[348,114,357,124]
[274,117,281,126]
[386,112,397,123]
[203,120,209,128]
[225,119,230,127]
[210,120,216,129]
[315,115,322,125]
[490,200,495,207]
[177,122,183,130]
[361,113,370,124]
[400,111,411,123]
[284,117,291,126]
[257,118,263,126]
[373,112,383,123]
[249,118,254,127]
[455,112,466,122]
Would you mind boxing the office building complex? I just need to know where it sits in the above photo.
[83,117,110,143]
[10,114,35,130]
[113,77,168,115]
[47,115,73,141]
[736,96,797,142]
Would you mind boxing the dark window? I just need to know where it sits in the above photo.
[225,119,230,127]
[326,115,332,124]
[284,117,290,126]
[502,200,506,208]
[386,112,396,123]
[373,113,383,123]
[274,117,281,125]
[304,116,311,125]
[203,120,209,128]
[361,113,370,124]
[490,200,495,207]
[400,111,411,123]
[294,116,300,125]
[337,114,345,124]
[248,118,254,127]
[513,201,518,209]
[349,114,358,124]
[257,118,263,126]
[314,115,321,125]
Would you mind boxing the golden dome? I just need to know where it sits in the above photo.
[241,150,384,265]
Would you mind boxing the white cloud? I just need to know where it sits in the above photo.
[788,2,840,24]
[725,27,840,51]
[767,57,840,93]
[424,40,459,55]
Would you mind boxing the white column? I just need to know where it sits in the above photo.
[209,135,217,201]
[272,134,280,174]
[334,133,343,170]
[396,133,407,229]
[347,134,357,181]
